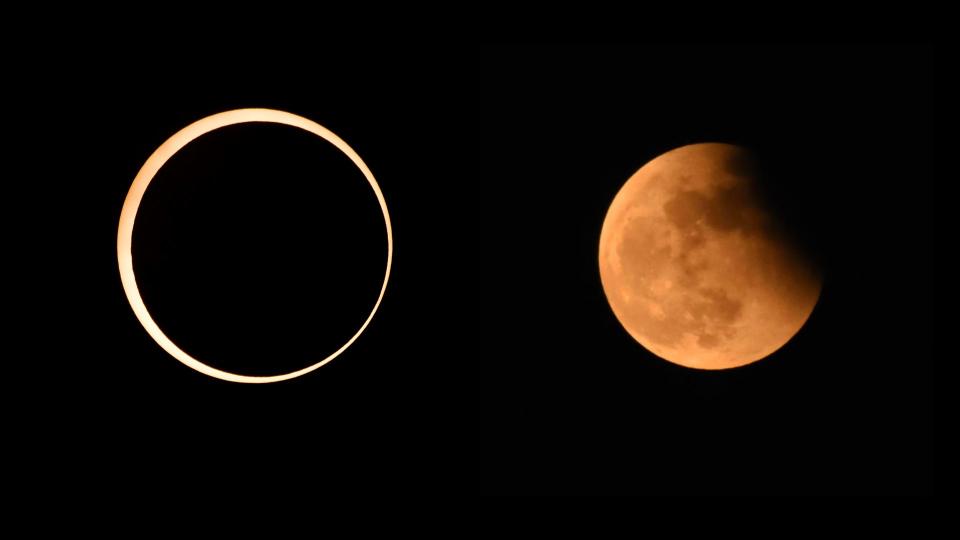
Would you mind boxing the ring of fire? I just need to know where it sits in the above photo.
[117,108,393,383]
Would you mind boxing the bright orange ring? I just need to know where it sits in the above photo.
[117,109,393,383]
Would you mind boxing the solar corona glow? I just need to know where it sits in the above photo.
[117,109,393,383]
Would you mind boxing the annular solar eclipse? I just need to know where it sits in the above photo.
[117,108,393,383]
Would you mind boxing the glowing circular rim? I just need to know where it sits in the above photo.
[117,108,393,383]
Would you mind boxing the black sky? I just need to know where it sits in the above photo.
[35,43,935,494]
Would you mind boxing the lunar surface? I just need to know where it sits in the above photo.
[599,143,821,369]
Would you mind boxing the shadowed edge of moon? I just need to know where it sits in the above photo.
[599,143,822,370]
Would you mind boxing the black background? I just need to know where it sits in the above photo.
[38,43,934,494]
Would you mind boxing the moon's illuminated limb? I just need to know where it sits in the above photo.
[598,143,821,370]
[118,109,392,383]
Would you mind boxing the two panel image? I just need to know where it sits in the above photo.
[44,43,933,495]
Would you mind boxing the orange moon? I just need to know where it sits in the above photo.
[599,143,821,370]
[118,109,393,383]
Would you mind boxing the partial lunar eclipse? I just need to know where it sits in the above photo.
[599,143,822,369]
